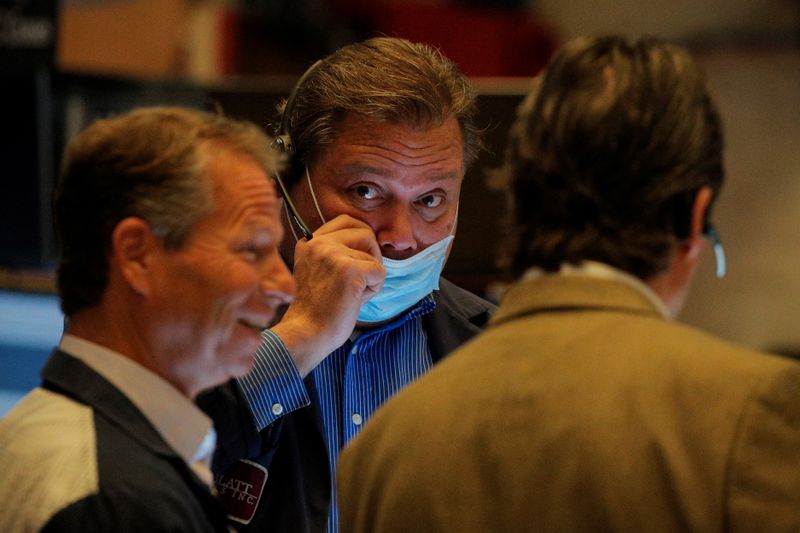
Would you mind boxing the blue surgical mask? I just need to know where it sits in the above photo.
[359,233,454,323]
[302,167,457,323]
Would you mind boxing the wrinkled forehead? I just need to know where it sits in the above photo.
[205,148,281,211]
[307,113,464,160]
[310,114,465,178]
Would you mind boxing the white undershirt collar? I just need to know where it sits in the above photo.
[522,260,671,319]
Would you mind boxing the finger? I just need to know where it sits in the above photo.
[296,237,381,267]
[358,258,386,295]
[322,256,385,298]
[313,213,371,234]
[311,215,382,260]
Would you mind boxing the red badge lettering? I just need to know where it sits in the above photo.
[215,459,268,525]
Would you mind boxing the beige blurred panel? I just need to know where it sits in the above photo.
[680,50,800,352]
[58,0,189,77]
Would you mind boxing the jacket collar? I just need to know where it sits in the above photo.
[41,349,180,459]
[424,277,496,362]
[41,349,227,523]
[490,275,665,329]
[58,335,215,478]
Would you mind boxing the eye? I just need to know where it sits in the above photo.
[240,246,263,262]
[353,184,380,200]
[416,193,445,209]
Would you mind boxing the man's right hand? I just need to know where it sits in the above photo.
[271,215,385,376]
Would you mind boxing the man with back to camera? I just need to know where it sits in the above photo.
[337,35,800,532]
[0,106,295,531]
[199,36,496,532]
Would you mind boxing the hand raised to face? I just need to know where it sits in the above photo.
[272,214,386,376]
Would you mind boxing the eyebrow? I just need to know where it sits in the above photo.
[342,164,461,183]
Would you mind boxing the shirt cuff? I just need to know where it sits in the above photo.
[237,329,311,430]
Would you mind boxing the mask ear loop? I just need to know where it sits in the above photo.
[306,166,327,224]
[705,223,726,278]
[450,203,459,236]
[283,199,300,242]
[270,155,313,240]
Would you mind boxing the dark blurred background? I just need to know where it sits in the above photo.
[2,0,800,414]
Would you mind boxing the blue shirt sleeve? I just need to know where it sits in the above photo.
[236,329,311,430]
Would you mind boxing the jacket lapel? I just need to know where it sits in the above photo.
[424,278,495,363]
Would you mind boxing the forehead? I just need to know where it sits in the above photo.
[205,149,280,219]
[312,114,464,181]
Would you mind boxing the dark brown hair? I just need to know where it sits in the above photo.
[496,35,724,279]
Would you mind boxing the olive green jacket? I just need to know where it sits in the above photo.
[338,274,800,533]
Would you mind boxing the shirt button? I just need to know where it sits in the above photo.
[351,413,363,426]
[271,403,284,416]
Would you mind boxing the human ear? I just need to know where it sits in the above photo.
[111,217,159,296]
[684,186,714,261]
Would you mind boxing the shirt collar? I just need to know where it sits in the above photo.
[59,334,216,486]
[522,261,671,319]
[352,295,436,342]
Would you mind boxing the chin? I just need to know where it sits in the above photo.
[221,345,258,378]
[231,355,257,378]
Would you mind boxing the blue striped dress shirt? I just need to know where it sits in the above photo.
[238,296,436,533]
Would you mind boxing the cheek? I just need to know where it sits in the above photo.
[415,212,456,246]
[349,208,455,247]
[297,181,337,226]
[319,190,357,219]
[193,261,261,317]
[222,264,261,301]
[228,263,262,304]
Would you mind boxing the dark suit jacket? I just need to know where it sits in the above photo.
[338,275,800,532]
[200,278,495,532]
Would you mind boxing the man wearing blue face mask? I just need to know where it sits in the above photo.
[198,37,496,533]
[301,167,458,324]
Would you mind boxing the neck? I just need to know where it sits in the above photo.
[66,300,194,398]
[644,249,696,319]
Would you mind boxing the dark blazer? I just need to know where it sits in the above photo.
[338,275,800,532]
[0,350,228,532]
[200,279,495,533]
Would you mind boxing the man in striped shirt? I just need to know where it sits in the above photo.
[202,37,496,533]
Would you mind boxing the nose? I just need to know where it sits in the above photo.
[376,204,418,258]
[259,255,295,305]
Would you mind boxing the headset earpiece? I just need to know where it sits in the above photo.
[272,134,293,154]
[272,59,324,157]
[269,59,325,241]
[704,222,726,278]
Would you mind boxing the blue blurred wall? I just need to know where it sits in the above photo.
[0,290,62,416]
